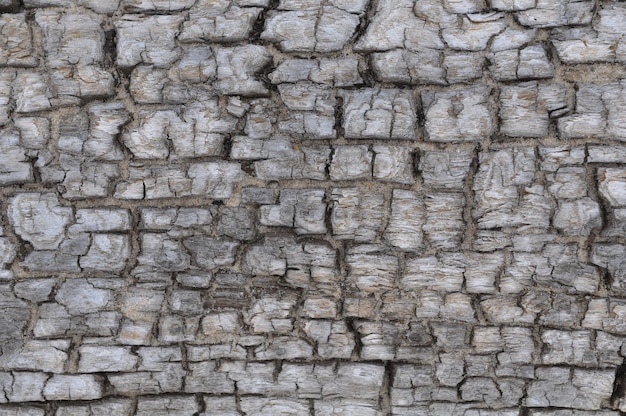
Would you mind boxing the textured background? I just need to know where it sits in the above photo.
[0,0,625,414]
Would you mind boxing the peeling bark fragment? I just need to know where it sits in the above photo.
[442,13,507,51]
[13,279,55,303]
[330,146,372,180]
[517,0,594,28]
[503,243,601,294]
[141,207,213,236]
[20,251,80,272]
[14,72,51,113]
[55,399,133,416]
[35,11,105,68]
[86,103,129,160]
[489,42,554,81]
[262,1,366,52]
[419,148,473,189]
[179,0,262,43]
[202,396,239,416]
[260,189,327,234]
[356,0,439,52]
[123,110,179,159]
[353,320,404,360]
[331,188,384,242]
[55,278,115,314]
[135,396,199,416]
[217,207,256,240]
[0,372,47,403]
[384,190,425,251]
[78,346,137,373]
[240,398,309,415]
[423,85,493,142]
[491,0,535,11]
[473,326,534,366]
[61,162,120,199]
[255,336,314,360]
[183,237,238,270]
[115,162,243,200]
[559,81,626,140]
[244,99,276,138]
[541,330,596,366]
[473,147,554,230]
[270,57,362,87]
[499,82,568,137]
[525,367,614,410]
[591,244,626,292]
[215,45,272,96]
[0,70,13,125]
[598,168,626,206]
[244,293,298,333]
[0,340,69,373]
[552,5,626,64]
[346,246,399,293]
[0,130,33,185]
[464,252,504,293]
[231,136,329,180]
[121,0,195,11]
[0,289,28,342]
[8,193,73,251]
[129,67,168,104]
[80,234,130,272]
[424,192,465,250]
[115,15,184,69]
[200,312,240,340]
[184,361,235,394]
[373,146,414,184]
[403,254,465,292]
[460,377,502,406]
[371,49,446,85]
[0,14,37,67]
[244,237,338,291]
[15,117,49,150]
[176,46,217,83]
[278,83,336,139]
[443,52,485,83]
[314,400,380,416]
[553,198,602,236]
[340,89,417,139]
[303,320,354,357]
[108,369,185,395]
[547,166,587,199]
[44,375,103,401]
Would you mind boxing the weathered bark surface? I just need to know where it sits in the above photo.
[0,0,625,414]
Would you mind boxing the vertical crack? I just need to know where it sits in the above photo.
[379,360,393,415]
[611,359,626,410]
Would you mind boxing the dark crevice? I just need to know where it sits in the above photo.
[222,135,234,160]
[602,267,614,292]
[351,0,377,46]
[379,360,393,415]
[334,96,344,138]
[250,0,279,42]
[412,149,421,180]
[345,317,363,359]
[325,147,335,180]
[103,28,117,70]
[258,59,278,94]
[359,56,377,88]
[611,359,626,409]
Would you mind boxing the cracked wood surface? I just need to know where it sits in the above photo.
[0,0,625,415]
